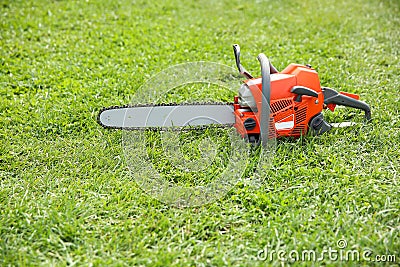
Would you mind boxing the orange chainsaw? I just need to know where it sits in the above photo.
[98,44,371,144]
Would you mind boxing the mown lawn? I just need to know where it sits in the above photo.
[1,0,399,266]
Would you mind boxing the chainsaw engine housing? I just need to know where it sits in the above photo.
[234,63,324,139]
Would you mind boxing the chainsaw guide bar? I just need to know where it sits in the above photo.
[97,102,236,131]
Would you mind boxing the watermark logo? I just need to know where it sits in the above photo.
[122,62,276,207]
[257,239,397,263]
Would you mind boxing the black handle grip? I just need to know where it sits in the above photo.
[291,86,318,102]
[322,87,371,120]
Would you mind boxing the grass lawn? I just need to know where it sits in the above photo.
[1,0,399,265]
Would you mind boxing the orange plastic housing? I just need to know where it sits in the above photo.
[234,64,324,138]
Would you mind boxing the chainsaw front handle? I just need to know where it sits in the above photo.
[257,53,271,146]
[322,87,371,121]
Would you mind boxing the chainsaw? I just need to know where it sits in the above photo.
[98,44,371,144]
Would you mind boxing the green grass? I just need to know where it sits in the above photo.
[1,0,399,266]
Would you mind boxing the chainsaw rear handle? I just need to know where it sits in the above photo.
[322,87,371,120]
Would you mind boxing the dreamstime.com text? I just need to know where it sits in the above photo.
[257,239,397,263]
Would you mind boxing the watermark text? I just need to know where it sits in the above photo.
[257,239,397,263]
